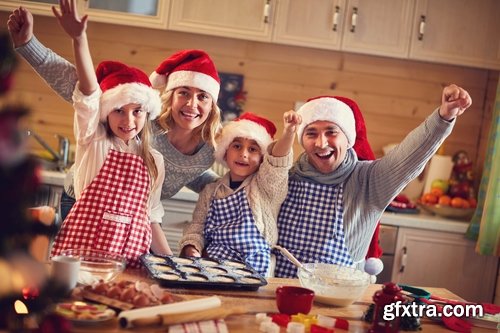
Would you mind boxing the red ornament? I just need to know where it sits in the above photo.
[368,283,405,333]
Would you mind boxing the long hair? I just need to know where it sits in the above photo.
[156,89,221,148]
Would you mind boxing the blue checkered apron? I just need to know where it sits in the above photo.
[204,189,271,275]
[274,179,354,278]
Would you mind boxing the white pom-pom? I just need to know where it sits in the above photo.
[364,257,384,276]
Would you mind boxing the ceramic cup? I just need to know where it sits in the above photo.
[275,285,315,315]
[51,255,81,292]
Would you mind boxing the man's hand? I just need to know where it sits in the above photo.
[180,245,201,257]
[439,84,472,121]
[7,6,34,48]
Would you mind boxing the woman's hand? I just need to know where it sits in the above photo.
[7,6,34,48]
[439,84,472,121]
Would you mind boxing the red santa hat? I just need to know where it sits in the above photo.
[149,49,220,102]
[97,61,161,122]
[335,96,384,276]
[214,112,276,168]
[296,97,356,148]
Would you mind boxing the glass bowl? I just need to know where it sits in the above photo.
[298,263,370,307]
[61,249,125,286]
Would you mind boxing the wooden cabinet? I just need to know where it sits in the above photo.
[0,0,170,29]
[168,0,275,42]
[273,0,414,58]
[391,227,498,303]
[409,0,500,69]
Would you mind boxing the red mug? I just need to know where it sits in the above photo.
[275,286,315,315]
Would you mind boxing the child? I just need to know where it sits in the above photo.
[180,111,301,276]
[49,0,172,267]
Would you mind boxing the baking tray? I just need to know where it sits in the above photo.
[140,254,267,291]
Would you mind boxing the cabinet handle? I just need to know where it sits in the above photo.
[399,246,407,273]
[263,0,271,24]
[332,5,340,31]
[350,6,358,33]
[418,15,426,40]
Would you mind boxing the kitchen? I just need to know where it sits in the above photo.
[0,0,499,327]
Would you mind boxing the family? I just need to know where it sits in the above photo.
[7,1,472,277]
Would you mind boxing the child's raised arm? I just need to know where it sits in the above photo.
[52,0,97,96]
[271,110,302,157]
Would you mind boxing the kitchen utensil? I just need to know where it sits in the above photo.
[272,245,318,278]
[275,285,314,315]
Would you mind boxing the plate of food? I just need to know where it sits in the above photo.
[54,301,116,324]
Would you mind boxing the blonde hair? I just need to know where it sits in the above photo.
[105,113,158,187]
[156,89,221,148]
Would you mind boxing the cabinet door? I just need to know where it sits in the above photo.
[169,0,275,42]
[341,0,414,58]
[392,228,498,303]
[82,0,170,29]
[410,0,500,69]
[0,0,169,29]
[273,0,345,50]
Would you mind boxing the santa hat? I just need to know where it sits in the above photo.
[149,49,220,102]
[97,61,161,122]
[296,97,356,148]
[214,112,276,168]
[334,96,384,276]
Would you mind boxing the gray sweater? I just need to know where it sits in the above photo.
[16,36,219,198]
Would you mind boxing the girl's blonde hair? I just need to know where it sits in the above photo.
[105,113,158,187]
[156,89,221,148]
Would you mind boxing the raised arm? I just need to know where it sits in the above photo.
[271,110,302,157]
[7,6,78,102]
[52,0,97,95]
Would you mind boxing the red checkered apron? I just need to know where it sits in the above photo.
[50,149,152,268]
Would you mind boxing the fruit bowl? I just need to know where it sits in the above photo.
[298,263,370,307]
[61,249,125,286]
[417,203,475,220]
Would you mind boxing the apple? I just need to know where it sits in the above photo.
[431,179,449,193]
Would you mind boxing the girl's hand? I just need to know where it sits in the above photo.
[52,0,88,40]
[283,110,302,135]
[7,7,34,48]
[180,245,201,257]
[439,84,472,121]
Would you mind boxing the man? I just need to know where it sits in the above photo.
[274,84,472,278]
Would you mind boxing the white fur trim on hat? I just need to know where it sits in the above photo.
[296,97,356,148]
[214,119,273,168]
[152,70,220,103]
[99,82,162,122]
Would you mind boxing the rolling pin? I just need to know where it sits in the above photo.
[130,306,248,328]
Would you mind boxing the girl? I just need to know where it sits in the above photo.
[49,0,171,267]
[180,111,301,276]
[7,7,222,224]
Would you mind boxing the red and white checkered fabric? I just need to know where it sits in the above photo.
[51,149,152,268]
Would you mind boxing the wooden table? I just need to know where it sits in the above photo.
[71,269,492,332]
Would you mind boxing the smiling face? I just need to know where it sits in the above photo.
[301,120,349,174]
[107,103,147,143]
[170,86,213,131]
[224,137,263,182]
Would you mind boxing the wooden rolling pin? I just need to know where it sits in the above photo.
[130,306,248,327]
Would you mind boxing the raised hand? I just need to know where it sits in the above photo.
[7,6,34,47]
[52,0,88,40]
[283,110,302,135]
[439,84,472,121]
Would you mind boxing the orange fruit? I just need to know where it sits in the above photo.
[451,197,465,208]
[461,200,471,209]
[430,187,445,197]
[438,195,451,206]
[422,193,438,205]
